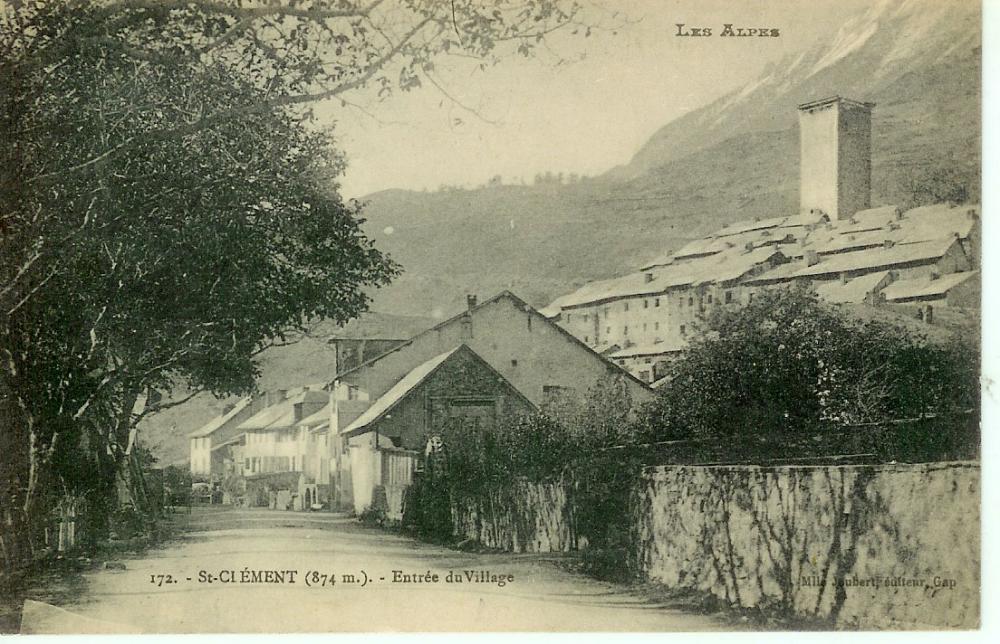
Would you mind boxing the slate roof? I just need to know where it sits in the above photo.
[882,271,978,302]
[210,433,246,452]
[340,348,459,437]
[562,246,783,309]
[238,386,328,431]
[609,341,687,359]
[296,403,331,428]
[339,345,536,438]
[189,397,253,438]
[791,237,959,279]
[813,271,892,304]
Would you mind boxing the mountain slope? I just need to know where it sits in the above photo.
[359,0,980,318]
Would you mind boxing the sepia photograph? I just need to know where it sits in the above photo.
[0,0,988,634]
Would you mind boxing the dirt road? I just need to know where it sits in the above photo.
[16,507,739,633]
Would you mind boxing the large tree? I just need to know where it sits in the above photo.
[0,0,590,575]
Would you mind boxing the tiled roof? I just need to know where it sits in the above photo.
[882,271,978,302]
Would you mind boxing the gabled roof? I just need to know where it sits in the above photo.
[340,344,536,438]
[882,271,978,302]
[238,386,327,431]
[296,403,331,428]
[813,271,892,304]
[893,203,979,244]
[714,215,787,238]
[341,348,459,437]
[560,246,784,310]
[331,291,651,391]
[189,397,253,438]
[210,433,246,452]
[790,237,959,279]
[813,229,888,255]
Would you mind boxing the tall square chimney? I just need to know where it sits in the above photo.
[798,96,874,220]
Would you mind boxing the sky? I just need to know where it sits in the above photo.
[318,0,878,199]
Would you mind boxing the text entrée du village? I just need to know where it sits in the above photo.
[148,568,514,588]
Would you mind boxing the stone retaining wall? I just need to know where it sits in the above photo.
[635,462,980,628]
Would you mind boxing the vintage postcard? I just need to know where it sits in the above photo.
[0,0,987,635]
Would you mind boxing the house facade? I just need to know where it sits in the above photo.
[327,290,653,511]
[341,344,537,516]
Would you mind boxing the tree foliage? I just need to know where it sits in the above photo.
[636,287,979,441]
[1,0,592,575]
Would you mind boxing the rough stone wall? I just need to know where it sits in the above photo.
[452,481,578,553]
[635,462,980,629]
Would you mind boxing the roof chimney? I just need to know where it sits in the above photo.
[883,239,895,250]
[804,249,819,267]
[798,96,874,221]
[644,272,654,283]
[466,294,478,311]
[840,272,849,285]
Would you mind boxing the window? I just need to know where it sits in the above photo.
[624,326,629,335]
[624,302,629,312]
[688,296,694,306]
[511,359,518,367]
[565,313,571,323]
[643,323,647,331]
[639,370,651,383]
[680,324,687,336]
[582,314,588,322]
[584,336,589,343]
[655,322,660,330]
[725,290,734,304]
[655,298,661,307]
[707,294,713,304]
[606,326,611,335]
[748,292,754,303]
[644,357,652,364]
[643,299,649,309]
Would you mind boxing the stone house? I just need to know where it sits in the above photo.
[327,290,652,511]
[341,344,536,517]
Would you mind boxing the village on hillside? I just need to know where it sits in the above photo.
[2,0,983,633]
[186,95,980,527]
